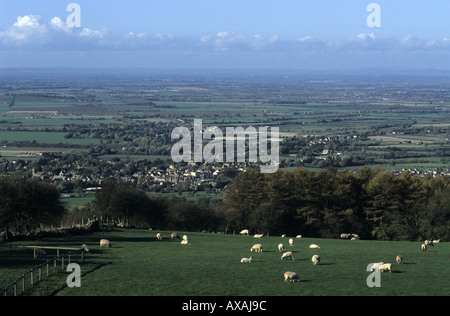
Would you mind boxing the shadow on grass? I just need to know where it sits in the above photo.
[47,261,113,296]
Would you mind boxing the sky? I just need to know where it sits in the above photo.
[1,1,450,70]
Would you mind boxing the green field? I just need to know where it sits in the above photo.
[1,229,449,296]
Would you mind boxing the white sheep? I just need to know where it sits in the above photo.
[183,235,188,241]
[181,239,188,245]
[250,244,263,252]
[278,243,284,252]
[284,271,300,282]
[424,240,434,247]
[421,243,427,251]
[312,254,320,265]
[281,251,295,261]
[100,239,111,248]
[340,233,351,239]
[156,233,162,240]
[81,244,90,253]
[239,229,249,235]
[253,234,264,238]
[396,255,403,264]
[432,239,440,244]
[370,262,384,271]
[289,238,294,246]
[296,235,302,238]
[281,234,286,237]
[240,256,253,263]
[309,244,320,249]
[379,263,392,273]
[351,234,360,240]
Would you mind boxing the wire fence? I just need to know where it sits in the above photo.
[2,249,84,297]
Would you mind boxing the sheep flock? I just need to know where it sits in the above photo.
[89,230,443,289]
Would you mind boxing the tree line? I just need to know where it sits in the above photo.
[1,167,449,242]
[221,167,450,241]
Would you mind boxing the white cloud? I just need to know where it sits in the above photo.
[1,14,450,61]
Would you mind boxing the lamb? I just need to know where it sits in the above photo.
[309,244,320,249]
[281,251,295,261]
[253,234,264,238]
[278,243,284,252]
[156,233,162,240]
[284,271,300,282]
[240,256,253,263]
[100,239,111,248]
[312,254,320,265]
[289,238,294,246]
[396,255,403,264]
[239,229,249,235]
[421,243,427,251]
[379,263,392,273]
[250,244,263,252]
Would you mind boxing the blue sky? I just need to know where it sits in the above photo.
[1,1,450,70]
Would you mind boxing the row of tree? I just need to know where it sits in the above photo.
[221,167,450,241]
[1,167,449,242]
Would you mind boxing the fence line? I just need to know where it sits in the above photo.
[2,250,84,297]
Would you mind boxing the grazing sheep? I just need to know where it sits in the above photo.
[370,262,384,271]
[425,240,434,247]
[421,243,427,251]
[81,244,90,253]
[312,254,320,265]
[289,238,294,246]
[396,255,403,264]
[281,251,295,261]
[250,244,263,252]
[239,229,249,235]
[278,243,284,252]
[379,263,392,273]
[309,244,320,249]
[351,234,360,240]
[253,234,264,238]
[156,233,162,240]
[433,239,440,244]
[241,256,253,263]
[100,239,111,248]
[340,233,351,239]
[284,271,300,282]
[296,235,302,238]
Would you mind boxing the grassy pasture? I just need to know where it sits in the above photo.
[2,229,449,296]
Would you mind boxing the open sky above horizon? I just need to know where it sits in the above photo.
[1,1,450,71]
